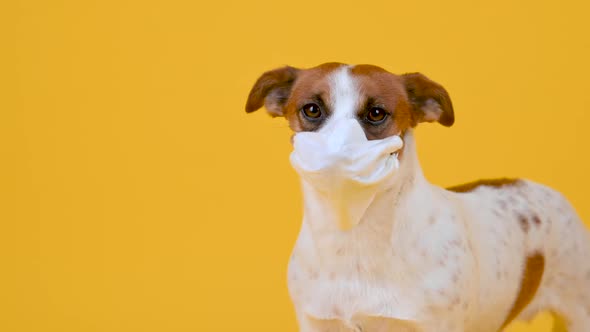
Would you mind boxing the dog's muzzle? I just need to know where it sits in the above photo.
[289,118,404,231]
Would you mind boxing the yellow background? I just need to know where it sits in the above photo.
[2,0,589,331]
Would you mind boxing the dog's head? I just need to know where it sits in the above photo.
[245,63,454,143]
[246,63,453,229]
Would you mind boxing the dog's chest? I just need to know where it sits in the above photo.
[287,198,472,326]
[287,249,420,326]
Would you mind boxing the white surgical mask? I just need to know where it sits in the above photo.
[289,118,404,231]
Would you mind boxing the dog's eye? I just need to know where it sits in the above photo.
[366,107,388,124]
[301,103,322,120]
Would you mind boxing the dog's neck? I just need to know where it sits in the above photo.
[298,130,435,250]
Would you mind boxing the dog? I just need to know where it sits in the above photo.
[245,63,590,332]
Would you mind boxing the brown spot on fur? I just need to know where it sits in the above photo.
[532,215,541,226]
[446,178,521,193]
[429,215,436,225]
[448,299,460,310]
[501,253,545,328]
[420,249,427,257]
[518,214,529,233]
[309,270,319,280]
[333,306,342,316]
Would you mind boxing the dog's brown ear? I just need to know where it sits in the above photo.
[401,73,454,127]
[245,66,300,117]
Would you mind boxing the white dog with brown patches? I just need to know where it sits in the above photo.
[245,63,590,332]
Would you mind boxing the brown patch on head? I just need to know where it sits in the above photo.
[501,253,545,328]
[348,65,456,139]
[446,178,521,193]
[349,65,413,140]
[532,215,542,226]
[282,62,344,132]
[244,63,344,123]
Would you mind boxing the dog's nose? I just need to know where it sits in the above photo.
[321,118,367,150]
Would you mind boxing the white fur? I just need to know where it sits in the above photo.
[286,69,590,332]
[319,66,359,136]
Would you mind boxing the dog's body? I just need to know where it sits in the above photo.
[246,63,590,331]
